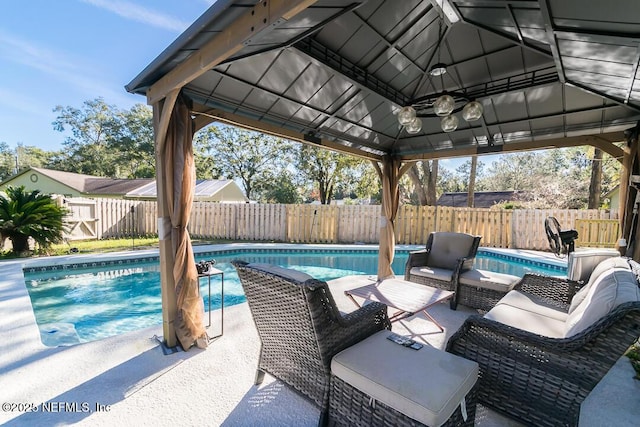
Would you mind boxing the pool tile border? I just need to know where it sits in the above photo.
[22,248,388,273]
[477,248,567,272]
[23,246,566,274]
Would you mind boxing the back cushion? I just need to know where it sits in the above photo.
[428,233,476,270]
[566,249,620,282]
[568,256,630,314]
[564,268,640,338]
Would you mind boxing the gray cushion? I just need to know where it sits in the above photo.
[485,302,567,338]
[459,269,520,293]
[568,256,631,314]
[484,290,568,338]
[409,266,453,282]
[428,232,476,270]
[331,330,478,426]
[496,290,569,322]
[247,263,313,283]
[566,248,621,282]
[565,268,640,337]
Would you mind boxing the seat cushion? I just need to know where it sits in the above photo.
[331,330,478,427]
[409,266,453,282]
[568,256,631,314]
[428,232,476,270]
[484,291,568,338]
[458,269,520,293]
[564,268,640,337]
[247,263,313,283]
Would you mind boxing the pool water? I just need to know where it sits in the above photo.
[24,249,565,346]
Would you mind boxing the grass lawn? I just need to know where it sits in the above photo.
[0,236,244,259]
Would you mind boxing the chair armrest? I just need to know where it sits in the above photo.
[447,314,582,354]
[407,249,430,267]
[338,301,390,329]
[447,303,640,391]
[317,300,391,360]
[514,273,583,307]
[404,249,430,278]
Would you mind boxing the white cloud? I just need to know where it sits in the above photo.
[81,0,190,32]
[0,31,134,106]
[0,88,52,118]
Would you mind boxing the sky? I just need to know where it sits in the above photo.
[0,0,500,173]
[0,0,215,152]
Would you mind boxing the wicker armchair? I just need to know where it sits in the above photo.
[446,273,640,427]
[232,260,391,426]
[404,232,481,308]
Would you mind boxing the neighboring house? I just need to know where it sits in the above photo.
[0,167,248,202]
[0,167,152,198]
[437,191,524,208]
[605,186,620,209]
[125,180,248,202]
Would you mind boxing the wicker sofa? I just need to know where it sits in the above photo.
[232,260,391,426]
[446,257,640,427]
[404,232,481,308]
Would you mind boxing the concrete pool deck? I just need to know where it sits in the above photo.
[1,244,638,426]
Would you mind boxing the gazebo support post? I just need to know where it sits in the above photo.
[152,90,180,349]
[373,157,415,280]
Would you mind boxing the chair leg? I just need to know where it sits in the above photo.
[318,408,329,427]
[450,297,458,310]
[254,369,266,385]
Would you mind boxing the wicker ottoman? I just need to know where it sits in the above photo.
[329,330,478,427]
[456,269,520,312]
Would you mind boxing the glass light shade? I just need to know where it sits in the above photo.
[462,101,483,121]
[405,117,422,134]
[441,114,459,132]
[397,106,416,126]
[429,63,447,76]
[433,94,455,116]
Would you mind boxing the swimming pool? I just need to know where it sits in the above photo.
[24,247,566,346]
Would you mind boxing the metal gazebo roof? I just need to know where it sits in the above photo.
[127,0,640,162]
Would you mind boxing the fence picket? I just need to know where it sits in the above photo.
[60,197,619,250]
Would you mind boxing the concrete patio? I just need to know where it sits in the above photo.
[1,253,638,426]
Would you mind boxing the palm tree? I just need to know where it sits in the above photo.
[0,186,67,254]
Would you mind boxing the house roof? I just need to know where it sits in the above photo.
[6,167,154,196]
[125,179,248,201]
[437,190,524,208]
[126,0,640,163]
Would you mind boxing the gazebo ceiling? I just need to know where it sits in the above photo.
[127,0,640,161]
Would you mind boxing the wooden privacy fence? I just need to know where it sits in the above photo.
[62,197,620,250]
[575,219,621,248]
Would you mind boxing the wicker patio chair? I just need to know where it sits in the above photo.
[446,273,640,427]
[232,260,391,427]
[404,232,481,308]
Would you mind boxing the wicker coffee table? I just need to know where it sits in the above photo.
[345,278,454,332]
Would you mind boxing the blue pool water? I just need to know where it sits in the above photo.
[24,248,565,346]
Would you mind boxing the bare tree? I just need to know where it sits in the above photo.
[588,148,603,209]
[467,156,478,207]
[407,161,439,205]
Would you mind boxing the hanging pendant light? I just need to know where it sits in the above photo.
[405,117,422,134]
[462,100,483,122]
[441,115,458,132]
[397,106,416,126]
[433,94,455,116]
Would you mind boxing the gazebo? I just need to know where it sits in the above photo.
[126,0,640,349]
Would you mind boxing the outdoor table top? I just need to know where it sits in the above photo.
[345,277,454,316]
